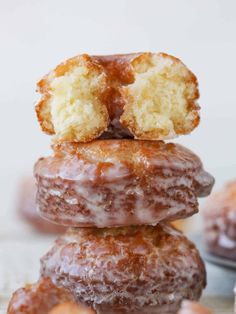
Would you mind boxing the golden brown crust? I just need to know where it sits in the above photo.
[34,140,214,227]
[7,277,73,314]
[36,52,200,142]
[41,224,206,314]
[203,180,236,260]
[93,53,143,84]
[49,302,95,314]
[35,96,54,135]
[36,54,109,142]
[120,52,200,140]
[171,219,190,233]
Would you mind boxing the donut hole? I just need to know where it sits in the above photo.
[47,58,109,142]
[121,53,199,139]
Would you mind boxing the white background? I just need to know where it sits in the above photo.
[0,0,236,216]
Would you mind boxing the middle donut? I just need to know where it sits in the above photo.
[34,140,214,228]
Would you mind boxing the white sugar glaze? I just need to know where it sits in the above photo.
[40,224,206,314]
[35,141,214,227]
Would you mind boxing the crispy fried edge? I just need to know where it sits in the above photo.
[35,54,110,142]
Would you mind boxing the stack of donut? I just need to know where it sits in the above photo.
[8,52,215,314]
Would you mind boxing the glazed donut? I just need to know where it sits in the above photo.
[177,300,212,314]
[18,177,65,234]
[36,52,200,143]
[40,224,206,314]
[49,302,95,314]
[7,277,73,314]
[34,140,214,228]
[203,180,236,261]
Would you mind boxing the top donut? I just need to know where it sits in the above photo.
[36,53,200,142]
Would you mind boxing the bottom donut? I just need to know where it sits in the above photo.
[7,277,73,314]
[7,277,95,314]
[40,224,206,314]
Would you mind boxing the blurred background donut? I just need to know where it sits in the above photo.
[203,180,236,261]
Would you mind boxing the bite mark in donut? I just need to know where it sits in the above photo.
[36,53,200,142]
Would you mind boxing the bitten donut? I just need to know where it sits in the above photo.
[40,224,206,314]
[177,301,212,314]
[34,140,214,228]
[7,277,73,314]
[36,52,200,142]
[18,177,65,234]
[203,180,236,261]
